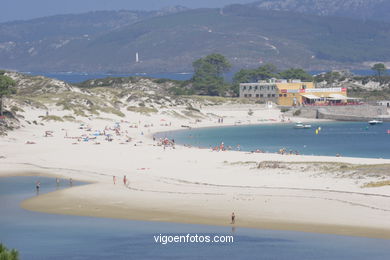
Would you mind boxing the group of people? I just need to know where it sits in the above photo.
[153,137,175,150]
[278,148,300,155]
[211,142,241,152]
[63,121,143,145]
[112,175,129,187]
[35,178,73,194]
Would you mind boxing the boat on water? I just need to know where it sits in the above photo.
[368,120,383,125]
[294,122,312,129]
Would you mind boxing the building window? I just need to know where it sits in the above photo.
[272,94,276,97]
[284,94,287,97]
[260,94,264,97]
[279,94,282,97]
[255,86,258,90]
[244,94,247,97]
[302,85,306,89]
[256,94,259,98]
[267,94,271,97]
[248,94,252,97]
[243,86,246,90]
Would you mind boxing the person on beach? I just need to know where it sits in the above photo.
[36,181,40,194]
[231,212,235,224]
[123,175,127,185]
[69,178,73,186]
[113,176,116,185]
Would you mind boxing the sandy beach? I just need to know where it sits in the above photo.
[1,103,390,239]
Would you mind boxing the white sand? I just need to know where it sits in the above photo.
[1,103,390,239]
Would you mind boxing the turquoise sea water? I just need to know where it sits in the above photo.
[156,122,390,159]
[1,176,390,259]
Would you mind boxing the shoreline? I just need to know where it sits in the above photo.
[2,104,390,241]
[152,120,390,160]
[15,175,390,240]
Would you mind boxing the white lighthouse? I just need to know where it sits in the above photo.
[136,52,139,63]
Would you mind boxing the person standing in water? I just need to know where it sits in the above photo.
[69,178,73,186]
[36,181,40,194]
[231,212,235,224]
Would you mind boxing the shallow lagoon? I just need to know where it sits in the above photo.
[1,176,390,259]
[157,122,390,159]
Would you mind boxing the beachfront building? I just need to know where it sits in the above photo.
[377,100,390,107]
[239,80,278,103]
[239,79,352,106]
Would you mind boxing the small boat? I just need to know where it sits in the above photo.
[368,120,383,125]
[294,122,312,129]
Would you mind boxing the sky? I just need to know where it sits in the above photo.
[2,0,256,23]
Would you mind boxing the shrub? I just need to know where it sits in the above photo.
[40,115,64,122]
[186,105,200,112]
[0,243,19,260]
[293,109,301,116]
[10,106,24,112]
[63,115,76,121]
[127,106,158,114]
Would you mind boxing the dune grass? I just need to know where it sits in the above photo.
[363,180,390,188]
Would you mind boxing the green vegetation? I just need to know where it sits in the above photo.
[314,71,346,83]
[293,109,301,116]
[191,53,231,96]
[348,84,390,101]
[0,243,19,260]
[99,107,125,117]
[186,105,200,112]
[232,64,278,95]
[363,180,390,188]
[168,80,195,96]
[127,106,158,114]
[4,7,390,72]
[10,106,24,113]
[183,95,253,105]
[371,63,387,77]
[0,72,16,116]
[63,115,76,121]
[40,115,64,122]
[279,68,313,81]
[232,64,312,96]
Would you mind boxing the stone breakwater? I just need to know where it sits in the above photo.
[288,105,390,121]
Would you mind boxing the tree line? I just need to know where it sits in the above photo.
[182,53,388,97]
